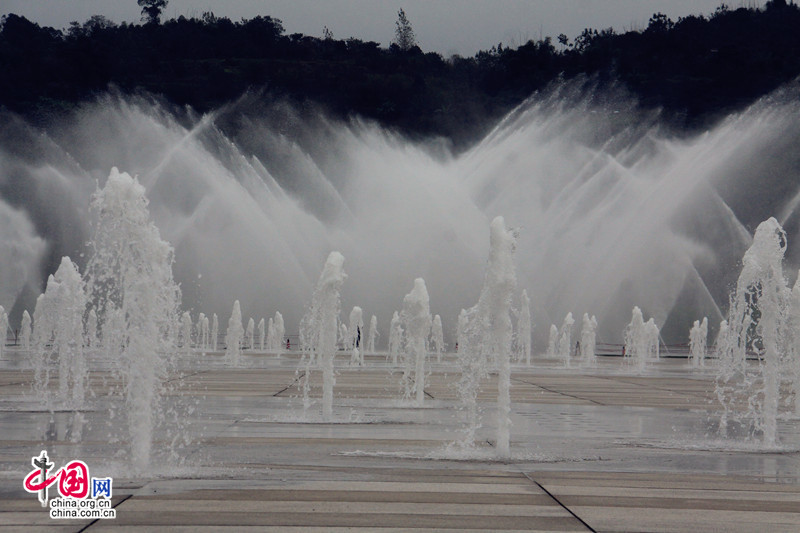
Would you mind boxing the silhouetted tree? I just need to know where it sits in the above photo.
[3,2,800,147]
[138,0,167,24]
[394,9,416,51]
[646,12,674,34]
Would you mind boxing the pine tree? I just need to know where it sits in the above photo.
[394,9,416,51]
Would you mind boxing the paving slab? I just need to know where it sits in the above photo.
[0,350,798,531]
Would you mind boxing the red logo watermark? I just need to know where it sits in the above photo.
[23,450,115,520]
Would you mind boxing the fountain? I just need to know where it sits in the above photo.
[645,319,660,360]
[456,309,468,354]
[388,311,402,365]
[258,317,265,351]
[516,290,532,365]
[211,313,219,351]
[29,292,52,399]
[689,317,708,367]
[20,309,31,352]
[180,311,192,353]
[8,85,796,350]
[0,306,6,359]
[85,167,182,473]
[366,314,378,353]
[624,307,659,370]
[400,279,432,405]
[202,315,209,351]
[580,313,598,366]
[50,257,88,408]
[225,301,244,364]
[557,312,575,367]
[274,312,285,354]
[715,319,729,353]
[197,312,208,351]
[85,308,97,348]
[7,82,800,483]
[348,306,364,366]
[788,273,800,416]
[456,216,517,456]
[717,217,790,446]
[546,324,558,358]
[430,314,444,362]
[246,317,255,351]
[267,318,275,351]
[339,324,349,350]
[299,251,346,421]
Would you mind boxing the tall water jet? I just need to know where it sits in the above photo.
[50,257,88,408]
[388,311,402,365]
[689,317,708,367]
[180,312,192,353]
[401,279,432,405]
[197,312,207,351]
[20,310,31,352]
[717,217,788,446]
[202,315,210,351]
[457,216,517,456]
[299,251,346,421]
[274,312,285,354]
[645,319,660,360]
[788,273,800,415]
[30,291,53,401]
[85,167,181,473]
[348,306,364,366]
[267,318,276,351]
[211,313,219,351]
[557,312,575,367]
[431,314,444,362]
[225,301,244,364]
[624,306,658,370]
[715,319,730,355]
[517,290,532,365]
[0,306,7,359]
[85,308,97,348]
[546,324,558,358]
[246,317,255,351]
[100,304,125,357]
[258,317,265,351]
[580,313,598,366]
[366,315,378,353]
[456,309,468,354]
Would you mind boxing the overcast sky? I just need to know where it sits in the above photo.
[1,1,766,56]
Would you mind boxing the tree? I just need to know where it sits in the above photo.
[138,0,168,24]
[646,12,674,34]
[394,8,416,51]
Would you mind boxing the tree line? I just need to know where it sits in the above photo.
[2,1,800,147]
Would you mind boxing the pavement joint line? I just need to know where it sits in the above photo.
[165,369,211,385]
[510,377,605,406]
[77,493,132,533]
[273,371,305,397]
[0,380,29,388]
[595,374,714,402]
[518,470,597,533]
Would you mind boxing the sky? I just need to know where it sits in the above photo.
[1,0,767,56]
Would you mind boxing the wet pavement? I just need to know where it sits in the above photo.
[1,350,799,531]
